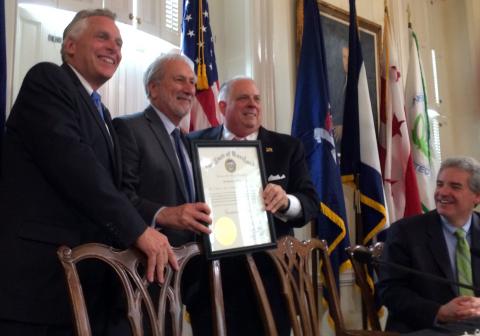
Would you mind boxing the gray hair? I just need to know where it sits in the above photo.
[61,8,117,62]
[439,156,480,193]
[218,76,254,102]
[143,53,195,97]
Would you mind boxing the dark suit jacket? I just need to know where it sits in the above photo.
[112,107,196,247]
[0,63,147,326]
[378,210,480,333]
[188,125,319,336]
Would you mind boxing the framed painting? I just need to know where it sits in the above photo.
[296,0,382,151]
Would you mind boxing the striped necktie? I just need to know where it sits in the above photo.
[455,229,474,296]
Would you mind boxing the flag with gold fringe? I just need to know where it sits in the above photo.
[292,0,350,331]
[181,0,223,131]
[340,0,388,246]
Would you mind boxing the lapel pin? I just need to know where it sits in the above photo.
[266,147,273,152]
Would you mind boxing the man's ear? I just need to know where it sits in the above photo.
[473,193,480,208]
[63,37,76,57]
[148,81,158,99]
[219,101,226,116]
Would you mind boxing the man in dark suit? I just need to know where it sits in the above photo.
[188,77,319,335]
[378,156,480,333]
[112,54,212,330]
[0,9,177,336]
[112,54,212,246]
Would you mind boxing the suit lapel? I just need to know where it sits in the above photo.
[144,107,189,202]
[210,125,223,140]
[471,212,480,295]
[62,64,118,179]
[104,109,122,185]
[257,127,271,151]
[427,212,458,295]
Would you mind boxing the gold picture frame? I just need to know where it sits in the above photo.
[296,0,382,149]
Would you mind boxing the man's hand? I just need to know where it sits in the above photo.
[436,296,480,323]
[263,183,289,214]
[155,203,212,234]
[134,227,179,283]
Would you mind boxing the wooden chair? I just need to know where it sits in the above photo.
[321,239,397,336]
[245,236,323,335]
[346,243,385,332]
[250,236,397,336]
[57,242,205,336]
[270,236,322,336]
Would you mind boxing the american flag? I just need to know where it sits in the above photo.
[181,0,223,131]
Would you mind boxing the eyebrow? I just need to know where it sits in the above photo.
[237,94,260,98]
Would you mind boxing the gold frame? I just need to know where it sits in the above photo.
[296,0,382,133]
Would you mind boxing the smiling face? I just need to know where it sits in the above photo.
[64,16,122,90]
[435,167,480,227]
[220,79,261,138]
[148,59,196,125]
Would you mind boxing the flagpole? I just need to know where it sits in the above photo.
[353,173,368,329]
[353,174,363,245]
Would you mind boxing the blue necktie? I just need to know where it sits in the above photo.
[91,91,105,121]
[172,129,194,202]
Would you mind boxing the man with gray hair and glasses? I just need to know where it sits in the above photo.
[378,156,480,333]
[0,9,177,335]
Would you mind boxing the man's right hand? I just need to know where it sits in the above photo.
[134,227,179,283]
[155,203,212,235]
[436,296,480,323]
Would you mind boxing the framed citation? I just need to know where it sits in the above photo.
[191,140,277,259]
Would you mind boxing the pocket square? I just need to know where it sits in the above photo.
[268,174,286,182]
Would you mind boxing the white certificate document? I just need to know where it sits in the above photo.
[197,145,273,254]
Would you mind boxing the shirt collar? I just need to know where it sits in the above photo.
[222,125,258,141]
[151,104,177,135]
[440,214,472,236]
[68,64,94,96]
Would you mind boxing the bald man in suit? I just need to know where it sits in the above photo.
[189,77,318,336]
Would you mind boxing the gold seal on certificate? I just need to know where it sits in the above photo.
[214,217,237,246]
[192,140,277,259]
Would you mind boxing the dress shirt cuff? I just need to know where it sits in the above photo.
[275,194,302,222]
[152,206,166,229]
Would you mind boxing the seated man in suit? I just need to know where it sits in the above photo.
[0,9,176,336]
[378,156,480,333]
[189,77,319,336]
